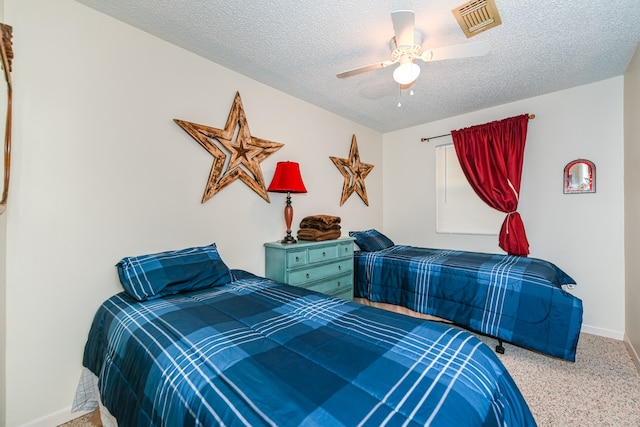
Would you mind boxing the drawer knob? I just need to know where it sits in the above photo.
[337,281,341,286]
[338,265,341,271]
[322,251,326,257]
[306,273,310,279]
[295,256,300,262]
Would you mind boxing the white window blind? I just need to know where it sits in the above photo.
[435,144,504,235]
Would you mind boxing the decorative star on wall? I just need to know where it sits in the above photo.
[174,91,283,203]
[330,134,375,206]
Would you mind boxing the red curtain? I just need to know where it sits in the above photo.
[451,114,530,256]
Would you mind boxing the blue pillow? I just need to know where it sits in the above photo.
[349,229,394,252]
[116,243,233,301]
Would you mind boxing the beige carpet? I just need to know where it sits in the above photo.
[478,332,640,426]
[60,333,640,427]
[59,409,100,427]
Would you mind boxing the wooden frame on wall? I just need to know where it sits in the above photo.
[330,134,374,206]
[0,23,13,215]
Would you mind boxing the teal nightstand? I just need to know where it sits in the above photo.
[264,237,355,300]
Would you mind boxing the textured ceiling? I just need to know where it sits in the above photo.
[74,0,640,132]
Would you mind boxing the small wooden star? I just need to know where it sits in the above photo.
[175,92,283,203]
[330,134,375,206]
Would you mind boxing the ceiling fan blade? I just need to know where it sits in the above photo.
[420,40,490,62]
[336,61,394,78]
[391,10,415,48]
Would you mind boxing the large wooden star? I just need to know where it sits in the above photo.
[330,134,375,206]
[174,92,283,203]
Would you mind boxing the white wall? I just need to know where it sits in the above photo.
[0,215,5,427]
[3,1,382,425]
[383,78,625,339]
[624,44,640,361]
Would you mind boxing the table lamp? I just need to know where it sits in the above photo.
[267,161,307,244]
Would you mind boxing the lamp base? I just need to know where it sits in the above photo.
[280,233,297,244]
[280,192,297,244]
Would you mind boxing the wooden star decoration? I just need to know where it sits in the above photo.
[330,134,375,206]
[174,92,283,203]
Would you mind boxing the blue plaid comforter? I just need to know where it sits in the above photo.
[354,246,583,361]
[83,270,535,426]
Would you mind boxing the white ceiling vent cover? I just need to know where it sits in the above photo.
[452,0,502,38]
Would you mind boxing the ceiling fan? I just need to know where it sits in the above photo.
[336,10,490,85]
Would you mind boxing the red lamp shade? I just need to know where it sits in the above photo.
[267,161,307,194]
[268,161,306,244]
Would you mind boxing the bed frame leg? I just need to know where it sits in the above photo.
[496,339,505,354]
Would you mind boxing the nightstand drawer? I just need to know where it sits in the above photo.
[337,241,354,258]
[287,259,353,286]
[286,249,308,267]
[308,245,338,263]
[307,272,353,296]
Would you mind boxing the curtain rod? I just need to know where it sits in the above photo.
[420,114,536,142]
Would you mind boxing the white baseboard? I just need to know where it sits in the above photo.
[580,323,624,340]
[580,325,640,371]
[19,407,90,427]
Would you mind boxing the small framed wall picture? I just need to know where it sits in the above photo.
[563,159,595,194]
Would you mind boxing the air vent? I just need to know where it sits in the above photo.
[452,0,502,38]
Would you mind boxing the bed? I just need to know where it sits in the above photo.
[73,243,536,426]
[349,230,583,362]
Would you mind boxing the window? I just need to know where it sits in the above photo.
[435,144,503,235]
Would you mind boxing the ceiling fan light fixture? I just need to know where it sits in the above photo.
[393,62,420,85]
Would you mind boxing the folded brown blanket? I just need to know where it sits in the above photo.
[299,223,341,231]
[297,228,342,242]
[299,215,341,231]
